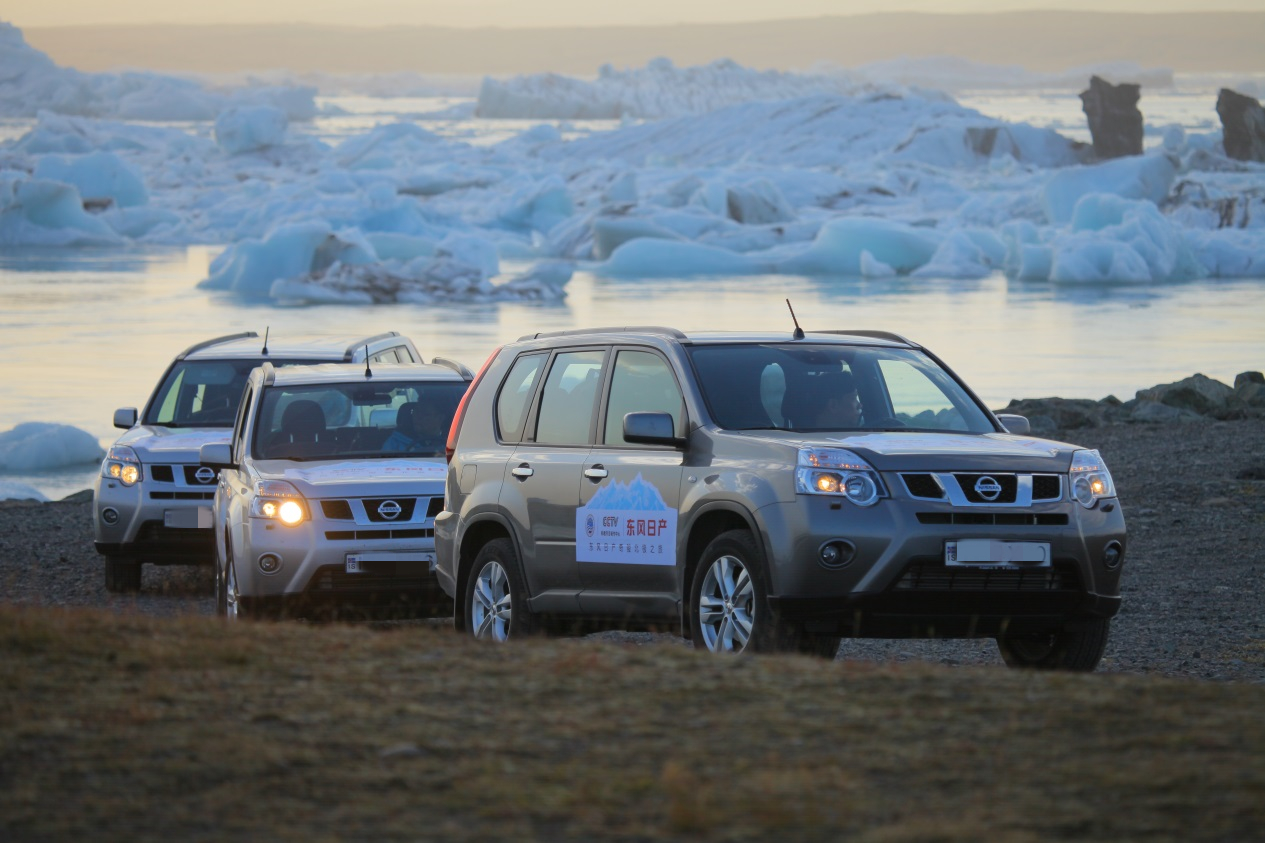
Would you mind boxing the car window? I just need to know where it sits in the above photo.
[497,353,546,444]
[534,350,605,446]
[371,349,400,364]
[252,380,466,460]
[232,385,254,463]
[145,357,326,428]
[602,350,684,445]
[877,358,972,430]
[687,344,993,433]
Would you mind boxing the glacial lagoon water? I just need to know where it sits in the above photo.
[2,84,1264,499]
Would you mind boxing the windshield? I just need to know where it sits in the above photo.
[252,380,467,461]
[686,343,994,434]
[143,358,325,428]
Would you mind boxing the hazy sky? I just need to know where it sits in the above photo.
[7,0,1261,28]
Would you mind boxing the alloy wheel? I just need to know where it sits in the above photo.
[698,554,755,653]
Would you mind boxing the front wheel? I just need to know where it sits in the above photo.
[463,538,536,642]
[996,619,1110,672]
[689,530,840,657]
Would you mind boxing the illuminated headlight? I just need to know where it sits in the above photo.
[1069,449,1116,508]
[101,446,142,486]
[250,480,307,526]
[796,448,885,507]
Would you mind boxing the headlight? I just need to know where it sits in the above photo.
[250,480,307,526]
[796,448,886,507]
[1069,449,1116,508]
[101,446,142,486]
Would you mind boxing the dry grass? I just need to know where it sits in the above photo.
[2,607,1263,842]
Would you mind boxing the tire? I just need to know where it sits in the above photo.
[215,532,229,617]
[996,619,1110,672]
[223,546,244,621]
[463,538,537,642]
[104,556,141,593]
[689,529,840,657]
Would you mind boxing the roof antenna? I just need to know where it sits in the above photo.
[364,344,372,379]
[786,299,804,340]
[261,326,270,356]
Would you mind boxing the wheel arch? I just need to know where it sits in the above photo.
[454,515,518,633]
[679,503,761,638]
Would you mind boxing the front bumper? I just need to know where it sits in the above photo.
[234,517,447,610]
[93,472,217,564]
[756,493,1126,638]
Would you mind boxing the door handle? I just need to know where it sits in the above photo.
[584,466,608,480]
[511,464,534,479]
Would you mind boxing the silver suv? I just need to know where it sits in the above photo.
[93,331,421,592]
[199,360,470,619]
[435,327,1127,671]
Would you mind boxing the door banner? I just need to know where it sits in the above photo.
[576,473,677,565]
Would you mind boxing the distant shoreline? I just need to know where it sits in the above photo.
[24,11,1265,76]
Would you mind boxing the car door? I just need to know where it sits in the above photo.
[502,348,607,611]
[577,347,686,616]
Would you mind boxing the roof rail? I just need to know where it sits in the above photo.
[260,362,278,386]
[342,332,402,361]
[517,326,687,342]
[810,329,918,347]
[176,331,259,360]
[431,357,475,380]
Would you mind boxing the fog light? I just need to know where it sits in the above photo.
[101,507,119,525]
[1102,541,1123,570]
[258,553,282,575]
[818,540,856,570]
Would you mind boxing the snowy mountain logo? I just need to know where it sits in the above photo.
[575,473,677,566]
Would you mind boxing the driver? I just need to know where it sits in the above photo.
[809,371,863,429]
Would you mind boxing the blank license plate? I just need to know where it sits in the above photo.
[346,552,435,574]
[945,540,1050,567]
[164,507,213,529]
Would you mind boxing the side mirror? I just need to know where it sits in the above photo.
[623,412,684,447]
[996,414,1031,435]
[200,442,236,470]
[113,408,138,429]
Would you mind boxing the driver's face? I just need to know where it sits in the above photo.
[829,390,862,426]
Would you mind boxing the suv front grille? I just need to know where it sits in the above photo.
[1032,475,1062,501]
[364,497,418,523]
[151,465,174,482]
[894,558,1081,592]
[321,500,354,520]
[954,473,1018,504]
[916,512,1068,527]
[902,474,944,499]
[183,465,219,485]
[149,491,215,501]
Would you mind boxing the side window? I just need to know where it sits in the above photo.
[496,353,546,443]
[603,350,684,445]
[232,386,254,463]
[877,359,967,430]
[154,369,185,423]
[534,350,606,446]
[371,349,400,364]
[395,345,417,363]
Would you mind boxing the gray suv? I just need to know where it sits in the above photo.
[435,327,1126,671]
[94,331,421,592]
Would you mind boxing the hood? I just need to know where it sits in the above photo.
[718,429,1083,473]
[116,426,231,464]
[254,458,448,499]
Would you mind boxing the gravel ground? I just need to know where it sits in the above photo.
[3,417,1263,682]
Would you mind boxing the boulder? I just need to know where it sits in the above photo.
[1216,89,1265,163]
[1234,371,1265,409]
[1079,75,1143,160]
[1136,373,1235,416]
[1128,401,1206,424]
[995,397,1121,431]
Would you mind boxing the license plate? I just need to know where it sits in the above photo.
[346,552,435,574]
[164,507,213,529]
[945,540,1050,567]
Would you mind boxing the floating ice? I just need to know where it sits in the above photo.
[0,422,104,472]
[33,151,148,208]
[1043,153,1178,224]
[200,221,376,299]
[214,106,289,155]
[0,175,121,246]
[0,480,48,502]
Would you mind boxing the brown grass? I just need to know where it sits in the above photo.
[2,607,1263,842]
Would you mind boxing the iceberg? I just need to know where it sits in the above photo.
[0,422,104,472]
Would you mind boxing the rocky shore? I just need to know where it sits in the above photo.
[2,373,1263,683]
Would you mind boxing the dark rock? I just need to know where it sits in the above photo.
[1080,75,1143,160]
[1216,88,1265,163]
[1235,371,1265,389]
[1128,401,1206,424]
[1136,373,1235,416]
[998,397,1113,430]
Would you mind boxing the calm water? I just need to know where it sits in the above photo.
[3,84,1264,499]
[2,244,1264,499]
